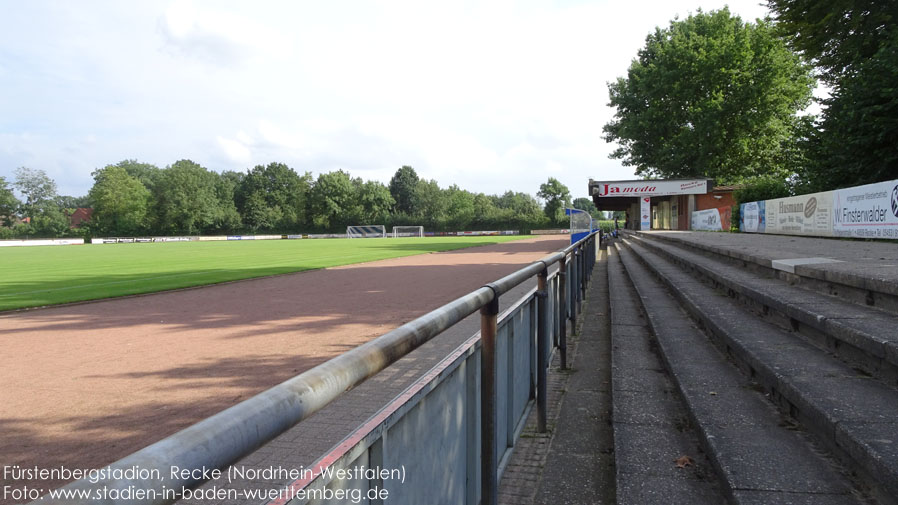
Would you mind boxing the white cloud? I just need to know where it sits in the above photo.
[158,0,292,66]
[257,120,306,151]
[216,136,252,164]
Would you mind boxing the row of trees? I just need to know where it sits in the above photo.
[603,1,896,198]
[1,162,575,238]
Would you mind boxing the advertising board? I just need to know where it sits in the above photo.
[691,208,728,231]
[740,201,765,233]
[640,197,651,230]
[0,239,84,247]
[764,191,834,237]
[592,179,711,197]
[832,180,898,239]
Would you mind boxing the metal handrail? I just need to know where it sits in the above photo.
[33,231,599,505]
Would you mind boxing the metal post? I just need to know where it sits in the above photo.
[570,250,579,331]
[572,246,583,316]
[536,267,548,433]
[578,244,588,304]
[578,244,586,306]
[558,256,568,370]
[480,290,500,505]
[585,238,592,281]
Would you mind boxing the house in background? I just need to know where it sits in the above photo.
[69,208,93,228]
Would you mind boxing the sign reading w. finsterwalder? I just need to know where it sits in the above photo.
[833,180,898,239]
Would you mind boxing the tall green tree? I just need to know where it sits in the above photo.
[0,177,19,227]
[797,37,898,192]
[212,172,242,233]
[445,185,475,231]
[235,162,311,232]
[572,197,602,219]
[603,9,814,183]
[537,177,571,225]
[88,164,151,235]
[153,160,227,235]
[766,0,895,83]
[12,167,70,237]
[413,179,449,228]
[495,191,543,217]
[572,197,593,213]
[353,179,394,224]
[389,166,419,214]
[55,195,89,209]
[29,209,70,237]
[767,0,898,191]
[308,170,359,230]
[112,160,163,193]
[472,193,500,228]
[13,167,58,221]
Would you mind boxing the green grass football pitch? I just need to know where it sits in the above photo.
[0,236,530,311]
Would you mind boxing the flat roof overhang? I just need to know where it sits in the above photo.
[588,178,713,210]
[590,196,636,212]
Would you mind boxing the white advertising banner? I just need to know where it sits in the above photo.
[741,201,763,233]
[0,239,84,247]
[640,197,651,230]
[765,191,834,237]
[833,180,898,239]
[593,179,711,197]
[691,208,724,231]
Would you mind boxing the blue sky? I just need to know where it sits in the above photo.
[1,0,774,201]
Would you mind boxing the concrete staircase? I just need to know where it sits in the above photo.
[607,233,898,505]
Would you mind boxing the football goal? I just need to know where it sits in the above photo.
[346,225,386,238]
[392,225,424,238]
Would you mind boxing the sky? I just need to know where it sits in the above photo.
[0,0,774,202]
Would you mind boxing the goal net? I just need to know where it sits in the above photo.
[392,226,424,238]
[346,225,386,238]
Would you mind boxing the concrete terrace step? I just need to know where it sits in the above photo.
[607,246,727,504]
[626,233,898,386]
[612,243,867,505]
[631,231,898,315]
[619,237,898,504]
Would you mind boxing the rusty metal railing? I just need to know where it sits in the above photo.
[33,231,599,505]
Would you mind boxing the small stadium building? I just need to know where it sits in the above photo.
[588,178,737,230]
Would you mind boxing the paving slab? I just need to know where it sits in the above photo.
[638,230,898,297]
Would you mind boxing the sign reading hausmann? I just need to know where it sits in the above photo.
[765,191,833,236]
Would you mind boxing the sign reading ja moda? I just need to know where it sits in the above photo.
[833,180,898,239]
[592,179,711,197]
